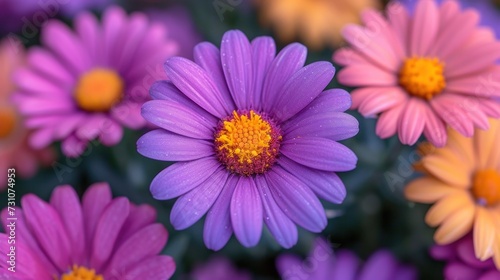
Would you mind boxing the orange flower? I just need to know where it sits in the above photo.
[0,38,54,190]
[405,119,500,268]
[254,0,381,49]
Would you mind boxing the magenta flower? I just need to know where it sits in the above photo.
[14,6,178,157]
[333,0,500,147]
[0,182,175,279]
[137,30,358,249]
[431,234,500,280]
[277,239,417,280]
[191,257,251,280]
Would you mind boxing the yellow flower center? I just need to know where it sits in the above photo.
[74,69,124,112]
[0,107,17,139]
[472,169,500,206]
[399,57,446,100]
[60,265,104,280]
[215,110,282,176]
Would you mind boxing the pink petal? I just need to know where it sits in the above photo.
[121,256,175,280]
[82,183,113,251]
[397,97,426,145]
[410,0,439,56]
[338,65,397,87]
[358,87,407,116]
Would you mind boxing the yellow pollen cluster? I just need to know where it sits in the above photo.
[472,169,500,206]
[0,107,17,139]
[74,68,124,112]
[216,111,272,165]
[399,57,446,100]
[60,265,104,280]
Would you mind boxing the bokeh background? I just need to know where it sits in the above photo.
[2,0,499,279]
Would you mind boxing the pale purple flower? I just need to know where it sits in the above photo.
[0,182,175,279]
[277,239,417,280]
[191,257,251,280]
[137,30,359,249]
[431,234,500,280]
[13,6,178,157]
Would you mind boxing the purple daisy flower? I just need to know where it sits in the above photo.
[0,182,175,279]
[431,234,500,280]
[191,257,251,280]
[13,6,178,157]
[137,30,359,249]
[277,239,418,280]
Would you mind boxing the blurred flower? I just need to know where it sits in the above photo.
[14,6,178,157]
[255,0,381,49]
[0,38,54,190]
[431,234,500,280]
[137,30,358,249]
[191,257,251,280]
[399,0,500,39]
[277,238,417,280]
[0,182,175,279]
[405,118,500,268]
[0,0,114,33]
[146,6,202,60]
[334,0,500,147]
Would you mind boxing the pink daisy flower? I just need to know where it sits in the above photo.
[0,38,54,190]
[13,6,178,157]
[334,0,500,147]
[0,182,175,279]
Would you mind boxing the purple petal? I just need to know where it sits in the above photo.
[330,250,360,280]
[49,186,86,265]
[193,42,236,111]
[278,157,346,204]
[358,250,398,280]
[170,167,228,230]
[230,177,263,247]
[393,265,418,280]
[262,43,307,111]
[204,175,238,250]
[121,256,176,280]
[281,137,357,172]
[150,157,221,200]
[21,194,71,271]
[137,129,214,161]
[105,224,168,275]
[221,30,253,109]
[82,183,113,247]
[141,100,217,139]
[255,176,297,248]
[289,89,353,119]
[251,36,276,108]
[479,271,500,280]
[272,62,335,122]
[444,262,482,280]
[98,119,123,146]
[164,57,231,118]
[265,166,327,232]
[283,112,359,141]
[90,197,130,271]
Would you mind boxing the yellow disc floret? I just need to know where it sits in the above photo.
[399,57,446,100]
[472,169,500,206]
[215,110,281,176]
[74,68,124,112]
[0,107,17,139]
[60,265,104,280]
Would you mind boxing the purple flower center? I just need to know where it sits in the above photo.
[214,110,282,176]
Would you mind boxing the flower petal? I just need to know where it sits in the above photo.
[137,129,214,162]
[230,177,263,247]
[410,0,439,56]
[473,207,496,261]
[251,36,276,108]
[170,167,228,230]
[121,256,176,280]
[265,166,327,232]
[281,137,357,172]
[398,97,426,145]
[150,157,221,200]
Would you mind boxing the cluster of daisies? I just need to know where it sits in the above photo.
[0,0,499,279]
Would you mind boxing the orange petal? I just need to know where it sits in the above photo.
[434,205,475,245]
[422,148,472,188]
[473,207,496,260]
[404,177,459,203]
[494,234,500,269]
[425,192,473,227]
[474,118,499,170]
[447,128,475,167]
